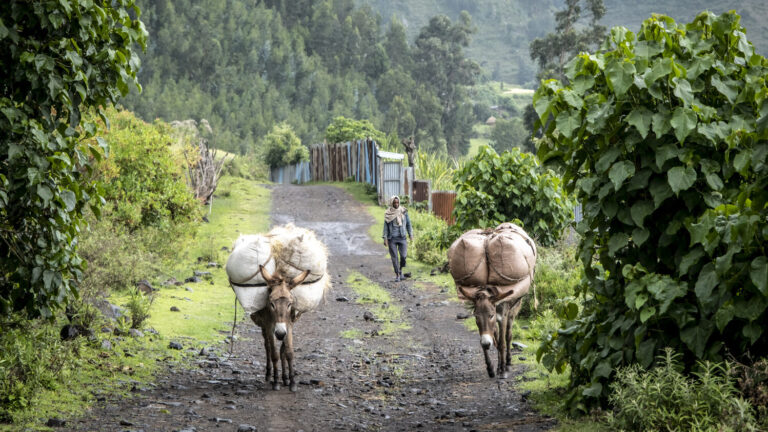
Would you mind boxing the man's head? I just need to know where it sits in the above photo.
[391,196,400,208]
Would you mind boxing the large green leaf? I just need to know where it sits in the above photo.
[670,107,698,142]
[630,200,654,227]
[695,263,719,302]
[667,166,697,195]
[556,110,581,139]
[626,107,652,138]
[608,232,629,256]
[751,256,768,296]
[680,319,714,358]
[605,59,635,98]
[609,161,635,191]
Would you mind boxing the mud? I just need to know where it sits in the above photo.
[73,184,555,432]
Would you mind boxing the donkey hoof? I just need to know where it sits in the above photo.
[283,378,290,387]
[499,371,509,380]
[290,382,298,392]
[272,383,281,391]
[505,364,511,372]
[487,369,496,378]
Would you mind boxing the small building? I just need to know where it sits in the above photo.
[486,116,497,126]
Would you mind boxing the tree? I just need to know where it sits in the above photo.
[0,0,147,318]
[262,123,308,168]
[528,0,606,81]
[413,13,481,156]
[324,116,385,145]
[490,118,531,153]
[535,11,768,410]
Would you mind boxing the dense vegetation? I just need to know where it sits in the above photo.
[0,0,146,318]
[535,10,768,410]
[121,0,483,156]
[453,146,574,246]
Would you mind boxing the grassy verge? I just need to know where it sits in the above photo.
[0,176,270,431]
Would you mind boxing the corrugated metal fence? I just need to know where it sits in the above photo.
[269,161,311,184]
[431,191,456,225]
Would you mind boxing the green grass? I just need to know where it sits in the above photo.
[344,271,410,336]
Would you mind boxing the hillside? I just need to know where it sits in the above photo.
[359,0,768,85]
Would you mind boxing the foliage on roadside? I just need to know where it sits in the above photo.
[535,11,768,410]
[608,349,759,431]
[325,116,386,145]
[413,149,463,191]
[410,210,455,266]
[453,146,573,246]
[263,122,309,168]
[0,0,147,318]
[96,108,201,230]
[519,244,581,319]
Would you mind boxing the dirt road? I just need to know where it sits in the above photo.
[74,185,554,431]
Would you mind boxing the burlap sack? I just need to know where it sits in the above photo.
[486,229,536,286]
[448,229,488,287]
[268,224,328,283]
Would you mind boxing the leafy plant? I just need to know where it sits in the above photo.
[262,122,309,168]
[519,245,582,318]
[0,321,75,420]
[453,146,574,246]
[96,108,201,230]
[535,11,768,409]
[413,149,463,191]
[125,289,153,330]
[325,116,386,145]
[410,209,456,266]
[609,349,759,432]
[0,0,147,318]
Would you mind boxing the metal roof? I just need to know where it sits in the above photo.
[377,150,405,160]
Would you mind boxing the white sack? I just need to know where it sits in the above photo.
[292,272,331,314]
[268,224,328,283]
[225,234,275,285]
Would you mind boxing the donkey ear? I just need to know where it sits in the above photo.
[457,285,474,301]
[289,269,311,288]
[491,288,517,304]
[259,264,274,284]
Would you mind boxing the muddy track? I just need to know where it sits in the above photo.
[74,184,554,432]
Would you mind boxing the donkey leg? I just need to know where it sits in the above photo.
[285,329,298,392]
[280,342,290,387]
[482,346,495,378]
[261,327,272,383]
[496,304,510,379]
[266,328,281,390]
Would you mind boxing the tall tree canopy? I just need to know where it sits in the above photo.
[0,0,147,317]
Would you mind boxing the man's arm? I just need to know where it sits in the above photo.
[382,220,389,246]
[405,210,413,239]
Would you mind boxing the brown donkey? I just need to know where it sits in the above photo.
[250,265,310,391]
[458,286,522,379]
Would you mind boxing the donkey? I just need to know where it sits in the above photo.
[458,286,523,379]
[250,264,310,391]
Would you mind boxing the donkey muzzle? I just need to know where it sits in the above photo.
[274,322,287,340]
[480,333,494,349]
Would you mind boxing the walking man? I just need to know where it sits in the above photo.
[383,195,413,281]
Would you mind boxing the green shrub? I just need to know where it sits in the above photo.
[222,152,269,180]
[410,209,455,266]
[519,245,581,318]
[731,358,768,428]
[535,11,768,409]
[262,122,308,168]
[0,321,75,421]
[453,146,574,246]
[609,349,759,432]
[413,149,462,191]
[125,289,153,330]
[97,108,201,231]
[325,116,386,145]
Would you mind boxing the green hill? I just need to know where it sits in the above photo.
[359,0,768,85]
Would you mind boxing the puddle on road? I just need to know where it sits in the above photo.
[272,215,379,256]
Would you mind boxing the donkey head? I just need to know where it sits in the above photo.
[259,265,310,340]
[458,286,517,349]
